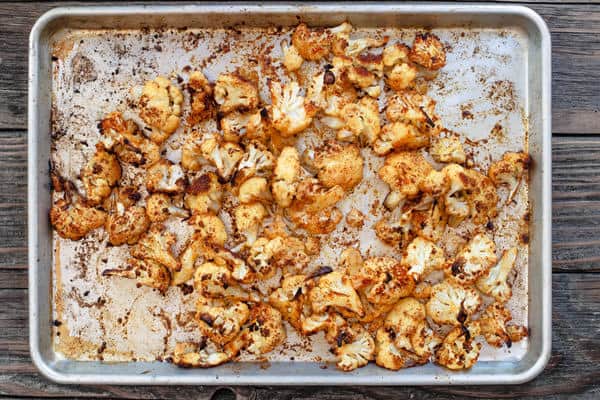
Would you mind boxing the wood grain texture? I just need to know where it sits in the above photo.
[0,2,598,132]
[0,273,598,399]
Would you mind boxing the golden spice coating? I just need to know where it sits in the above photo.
[374,122,430,155]
[213,72,259,114]
[430,137,466,164]
[188,212,227,247]
[268,274,310,331]
[386,62,418,92]
[146,159,187,194]
[196,296,250,346]
[171,342,230,368]
[105,203,150,246]
[138,76,183,144]
[99,111,160,167]
[409,33,446,70]
[287,179,345,234]
[269,80,316,137]
[401,237,445,282]
[188,70,215,125]
[488,151,530,201]
[378,151,433,210]
[220,109,274,144]
[307,140,364,191]
[411,200,447,243]
[383,43,411,67]
[291,23,331,61]
[476,247,517,304]
[445,233,497,286]
[272,146,301,208]
[185,172,223,214]
[182,132,245,180]
[435,323,481,370]
[308,270,364,317]
[131,225,180,273]
[103,258,171,294]
[351,257,415,306]
[426,280,482,326]
[81,144,121,206]
[146,193,189,223]
[50,198,106,241]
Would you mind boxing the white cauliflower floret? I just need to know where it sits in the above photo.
[183,133,244,180]
[196,296,250,346]
[308,270,364,317]
[103,258,170,294]
[145,159,186,194]
[386,91,441,136]
[430,137,466,164]
[272,146,301,208]
[373,121,429,155]
[282,40,304,72]
[187,70,215,125]
[50,196,106,241]
[138,76,183,144]
[193,262,259,302]
[188,212,228,247]
[356,257,415,306]
[378,151,433,210]
[235,141,275,184]
[337,96,381,145]
[184,172,223,214]
[335,324,375,371]
[213,71,259,114]
[146,193,189,223]
[131,225,180,273]
[238,176,272,204]
[220,110,254,143]
[269,80,316,137]
[402,237,445,282]
[445,233,497,286]
[435,323,481,370]
[488,151,530,202]
[336,35,388,58]
[81,144,121,206]
[268,274,309,331]
[291,23,331,61]
[233,202,268,246]
[386,62,417,92]
[426,280,482,326]
[306,140,364,192]
[171,342,230,368]
[476,247,517,303]
[409,33,446,70]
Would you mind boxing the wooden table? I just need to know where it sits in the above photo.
[1,2,599,399]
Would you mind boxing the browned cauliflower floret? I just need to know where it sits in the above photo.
[435,323,481,370]
[269,80,316,137]
[131,225,180,273]
[104,189,150,246]
[99,111,160,168]
[268,274,309,331]
[476,247,517,303]
[146,193,189,223]
[282,40,304,72]
[287,179,345,234]
[378,151,433,210]
[402,237,445,282]
[235,141,275,184]
[238,177,271,204]
[383,43,417,91]
[409,33,446,70]
[332,56,381,97]
[272,146,301,208]
[386,92,441,137]
[337,96,381,145]
[233,202,268,246]
[332,24,388,58]
[225,303,286,357]
[171,342,230,368]
[291,23,331,61]
[445,233,497,286]
[50,196,106,241]
[185,172,223,214]
[193,261,259,301]
[145,159,186,194]
[305,140,363,191]
[373,122,429,155]
[138,76,183,144]
[346,208,365,229]
[426,280,482,326]
[173,233,206,286]
[354,257,415,306]
[374,208,415,248]
[383,43,411,67]
[187,70,215,125]
[220,109,274,144]
[334,323,375,371]
[103,258,170,294]
[213,72,259,114]
[488,151,530,202]
[410,200,447,243]
[182,132,244,180]
[196,296,250,346]
[308,270,364,317]
[477,302,525,348]
[248,235,310,278]
[430,137,466,164]
[81,144,121,206]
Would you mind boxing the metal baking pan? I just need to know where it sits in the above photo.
[28,3,551,385]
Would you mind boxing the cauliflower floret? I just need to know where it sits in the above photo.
[235,141,275,184]
[402,237,445,282]
[146,193,189,223]
[386,62,418,92]
[346,208,365,229]
[269,80,316,137]
[409,33,446,70]
[182,133,245,180]
[50,196,106,241]
[308,270,364,317]
[335,323,375,371]
[238,176,271,204]
[383,43,411,67]
[386,92,441,136]
[193,262,259,302]
[435,323,481,370]
[282,40,304,72]
[105,191,150,245]
[337,96,381,145]
[476,248,517,303]
[171,342,230,368]
[184,172,223,214]
[248,236,310,278]
[287,179,345,234]
[188,212,227,247]
[103,258,170,294]
[373,122,429,155]
[291,23,331,61]
[332,56,381,97]
[233,202,268,246]
[374,208,415,248]
[99,111,160,168]
[138,76,183,144]
[488,151,530,202]
[173,233,206,286]
[410,200,447,242]
[213,72,259,114]
[131,225,180,273]
[354,257,415,306]
[465,168,498,225]
[268,274,309,331]
[272,146,301,208]
[430,137,466,164]
[81,144,121,206]
[187,70,215,125]
[378,151,433,210]
[145,159,186,194]
[335,34,388,58]
[225,303,286,357]
[196,296,250,346]
[219,107,274,144]
[445,233,497,286]
[426,280,482,326]
[306,140,363,191]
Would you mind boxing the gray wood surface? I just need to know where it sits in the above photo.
[1,2,599,399]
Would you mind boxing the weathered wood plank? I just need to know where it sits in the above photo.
[0,273,597,399]
[0,2,598,132]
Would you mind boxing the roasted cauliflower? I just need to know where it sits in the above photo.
[268,274,309,331]
[171,342,230,368]
[233,202,268,246]
[193,261,259,302]
[181,132,244,180]
[291,23,331,61]
[188,212,227,247]
[238,176,272,204]
[50,196,106,240]
[146,193,189,223]
[173,233,206,286]
[282,40,304,72]
[225,303,286,357]
[103,258,170,294]
[308,270,364,317]
[476,247,517,303]
[378,151,433,210]
[373,122,430,155]
[138,76,183,144]
[385,92,441,137]
[185,172,223,214]
[287,179,345,234]
[213,71,259,114]
[145,159,187,194]
[269,79,316,137]
[337,96,381,145]
[426,280,482,326]
[105,189,150,246]
[131,225,180,273]
[445,233,497,286]
[248,235,310,278]
[196,296,250,346]
[402,237,445,282]
[272,146,301,208]
[235,141,275,184]
[409,33,446,71]
[81,144,121,206]
[334,323,375,372]
[187,70,215,125]
[430,137,466,164]
[488,151,530,202]
[306,140,364,191]
[435,323,481,370]
[355,257,415,306]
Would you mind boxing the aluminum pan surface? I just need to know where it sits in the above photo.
[29,4,552,385]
